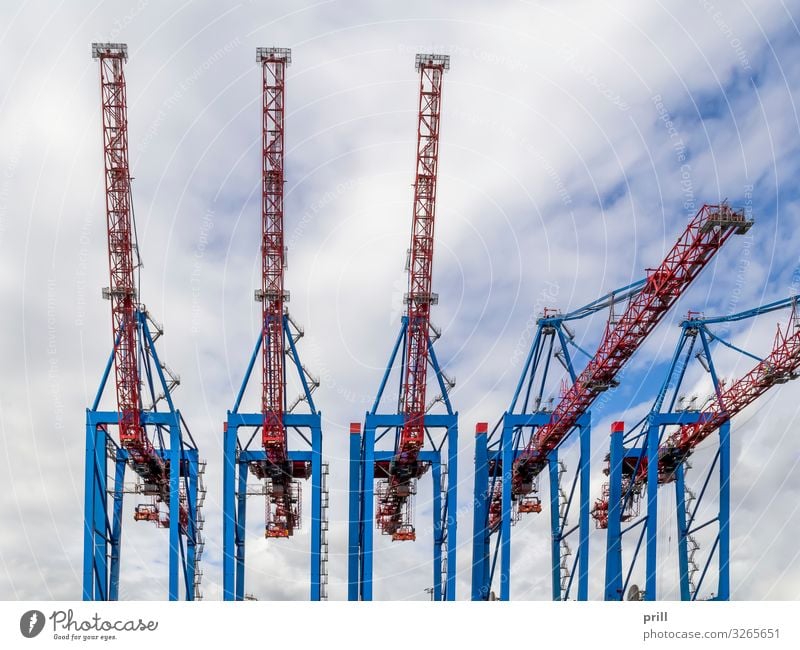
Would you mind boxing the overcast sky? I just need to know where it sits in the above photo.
[1,0,799,601]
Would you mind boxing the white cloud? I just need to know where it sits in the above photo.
[0,0,799,601]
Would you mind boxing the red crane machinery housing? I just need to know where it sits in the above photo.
[510,203,752,500]
[247,47,305,538]
[593,301,800,528]
[376,53,450,541]
[93,42,187,531]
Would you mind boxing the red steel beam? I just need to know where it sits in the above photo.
[377,53,449,540]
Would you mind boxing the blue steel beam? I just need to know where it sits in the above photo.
[84,312,200,601]
[471,310,592,601]
[222,317,323,601]
[349,320,458,600]
[600,297,782,600]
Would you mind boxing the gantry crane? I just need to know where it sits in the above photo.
[471,281,645,601]
[222,47,325,601]
[472,202,752,600]
[348,53,458,601]
[594,294,799,600]
[84,43,205,601]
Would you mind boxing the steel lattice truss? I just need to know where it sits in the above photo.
[512,203,753,496]
[251,47,299,538]
[377,54,449,540]
[93,43,186,531]
[670,307,800,456]
[591,300,800,530]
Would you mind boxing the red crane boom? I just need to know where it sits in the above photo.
[376,54,449,541]
[258,47,289,463]
[251,47,302,538]
[92,42,185,530]
[593,303,800,528]
[669,306,800,458]
[512,203,752,495]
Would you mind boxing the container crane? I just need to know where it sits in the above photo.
[512,203,753,494]
[250,45,295,538]
[222,48,326,601]
[472,202,752,601]
[84,43,204,601]
[661,303,800,474]
[595,295,799,600]
[472,280,646,601]
[379,52,449,541]
[348,54,458,601]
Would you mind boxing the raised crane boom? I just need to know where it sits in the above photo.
[92,42,185,530]
[512,203,752,495]
[400,53,448,457]
[94,43,146,458]
[251,47,299,538]
[377,53,449,540]
[258,47,289,462]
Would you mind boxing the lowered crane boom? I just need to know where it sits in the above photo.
[512,203,752,496]
[592,297,800,528]
[668,305,800,460]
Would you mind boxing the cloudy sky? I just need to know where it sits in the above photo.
[1,0,799,601]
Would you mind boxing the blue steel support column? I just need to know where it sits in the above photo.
[499,419,513,601]
[186,451,197,602]
[578,419,590,601]
[361,418,375,601]
[644,416,659,601]
[347,424,362,601]
[604,422,625,600]
[310,423,323,601]
[470,424,489,600]
[93,425,108,601]
[235,459,248,601]
[109,452,126,601]
[85,319,200,601]
[718,421,731,601]
[222,419,236,600]
[432,459,443,601]
[82,420,97,600]
[675,462,691,600]
[548,451,560,600]
[168,421,181,601]
[222,413,321,601]
[445,420,458,601]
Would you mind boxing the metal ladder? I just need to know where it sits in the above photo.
[558,461,572,599]
[684,483,700,599]
[440,462,449,597]
[320,462,330,600]
[194,460,207,600]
